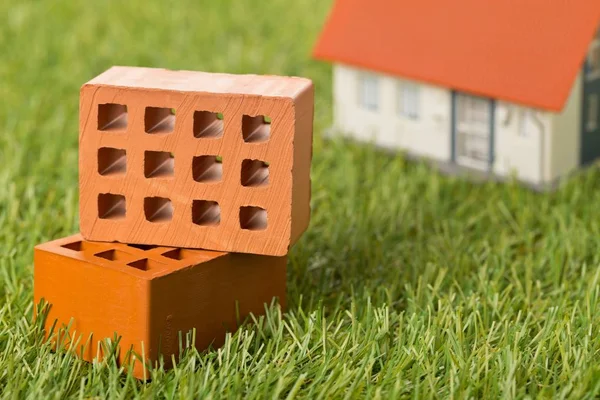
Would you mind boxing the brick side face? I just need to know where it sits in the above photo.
[79,67,313,255]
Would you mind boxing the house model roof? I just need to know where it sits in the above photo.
[313,0,600,111]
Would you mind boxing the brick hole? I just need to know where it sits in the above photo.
[144,197,173,223]
[95,249,133,261]
[242,115,271,143]
[145,107,175,134]
[162,248,196,260]
[98,147,126,176]
[62,241,104,252]
[62,241,84,251]
[192,155,222,182]
[62,241,83,251]
[98,103,128,131]
[98,193,126,220]
[127,259,148,271]
[192,200,220,226]
[127,243,158,251]
[127,258,166,271]
[193,111,224,138]
[241,159,269,187]
[144,151,174,178]
[239,206,267,230]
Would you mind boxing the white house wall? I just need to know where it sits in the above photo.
[493,103,552,185]
[332,63,581,187]
[491,82,581,185]
[332,64,452,161]
[549,72,583,181]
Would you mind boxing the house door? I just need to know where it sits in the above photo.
[453,93,493,171]
[581,32,600,166]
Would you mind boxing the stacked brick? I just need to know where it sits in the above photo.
[34,67,314,378]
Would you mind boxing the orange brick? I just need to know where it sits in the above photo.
[79,67,313,256]
[34,234,286,379]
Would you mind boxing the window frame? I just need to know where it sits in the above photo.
[357,74,379,111]
[397,82,420,119]
[518,110,531,137]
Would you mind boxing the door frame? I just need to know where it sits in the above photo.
[451,91,495,171]
[580,33,600,166]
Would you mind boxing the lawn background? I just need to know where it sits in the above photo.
[3,0,600,398]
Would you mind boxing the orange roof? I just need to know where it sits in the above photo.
[313,0,600,111]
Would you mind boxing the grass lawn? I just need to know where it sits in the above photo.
[3,0,600,398]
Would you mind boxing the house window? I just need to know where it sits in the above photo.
[588,42,600,79]
[588,94,599,132]
[457,95,489,125]
[358,74,379,111]
[519,110,532,137]
[397,83,420,119]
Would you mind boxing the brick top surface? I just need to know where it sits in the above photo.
[84,66,312,98]
[35,234,227,280]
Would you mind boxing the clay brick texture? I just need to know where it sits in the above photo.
[34,234,287,379]
[79,66,314,256]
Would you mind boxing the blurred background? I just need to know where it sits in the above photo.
[4,1,600,395]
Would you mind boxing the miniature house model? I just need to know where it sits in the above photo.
[314,0,600,187]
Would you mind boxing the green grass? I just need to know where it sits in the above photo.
[2,0,600,398]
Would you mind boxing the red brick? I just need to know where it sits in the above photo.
[34,234,286,379]
[79,67,313,256]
